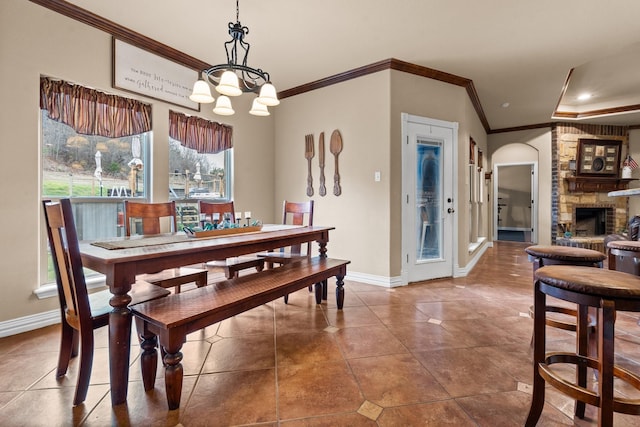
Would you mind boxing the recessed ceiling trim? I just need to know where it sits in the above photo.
[553,104,640,120]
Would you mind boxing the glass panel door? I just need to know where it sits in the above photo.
[416,141,442,261]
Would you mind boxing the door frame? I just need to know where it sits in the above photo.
[493,161,538,243]
[401,113,458,283]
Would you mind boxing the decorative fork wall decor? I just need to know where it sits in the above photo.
[304,134,314,196]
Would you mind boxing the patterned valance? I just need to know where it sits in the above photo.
[169,110,233,154]
[40,77,151,137]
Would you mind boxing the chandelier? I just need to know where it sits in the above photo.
[189,0,279,116]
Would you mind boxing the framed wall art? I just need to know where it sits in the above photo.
[576,138,622,177]
[112,38,200,111]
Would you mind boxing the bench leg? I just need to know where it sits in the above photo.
[322,279,328,300]
[314,282,322,304]
[336,274,345,309]
[162,344,184,410]
[136,318,158,392]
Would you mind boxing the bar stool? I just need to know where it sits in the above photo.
[607,240,640,276]
[525,265,640,426]
[525,245,605,336]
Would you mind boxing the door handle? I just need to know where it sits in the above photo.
[448,208,455,213]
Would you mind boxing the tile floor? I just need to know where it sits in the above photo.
[1,242,640,426]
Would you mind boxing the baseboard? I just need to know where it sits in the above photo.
[455,240,490,277]
[0,309,60,338]
[345,271,404,288]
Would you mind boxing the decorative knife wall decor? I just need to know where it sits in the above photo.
[318,132,326,196]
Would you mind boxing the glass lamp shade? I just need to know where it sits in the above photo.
[189,80,215,103]
[249,98,270,116]
[257,83,280,106]
[213,95,235,116]
[216,70,242,96]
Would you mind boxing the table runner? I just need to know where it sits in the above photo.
[90,224,305,250]
[91,234,190,250]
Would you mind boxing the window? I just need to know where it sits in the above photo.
[168,137,231,200]
[168,110,233,201]
[41,110,149,199]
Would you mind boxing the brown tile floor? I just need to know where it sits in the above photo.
[2,242,640,426]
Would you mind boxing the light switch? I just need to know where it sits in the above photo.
[374,171,381,182]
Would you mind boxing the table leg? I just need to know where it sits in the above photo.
[135,317,158,392]
[109,291,133,405]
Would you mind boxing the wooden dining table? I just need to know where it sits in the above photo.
[79,224,334,405]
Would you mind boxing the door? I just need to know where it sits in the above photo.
[493,163,537,243]
[402,114,457,282]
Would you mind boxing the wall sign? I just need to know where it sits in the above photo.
[112,38,200,111]
[576,138,621,176]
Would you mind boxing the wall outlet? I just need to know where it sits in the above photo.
[374,171,381,182]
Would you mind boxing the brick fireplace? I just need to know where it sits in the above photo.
[552,124,630,252]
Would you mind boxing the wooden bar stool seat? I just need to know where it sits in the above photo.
[607,240,640,276]
[525,265,640,426]
[525,245,605,333]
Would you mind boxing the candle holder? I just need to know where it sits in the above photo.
[235,211,242,226]
[245,211,251,227]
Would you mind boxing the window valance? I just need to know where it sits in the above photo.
[40,77,151,138]
[169,110,233,154]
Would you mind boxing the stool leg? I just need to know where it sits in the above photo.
[598,300,615,427]
[575,304,588,418]
[525,280,546,426]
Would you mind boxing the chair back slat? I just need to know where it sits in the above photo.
[282,200,314,255]
[42,199,91,330]
[124,201,178,236]
[199,201,235,222]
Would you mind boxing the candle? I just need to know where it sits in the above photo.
[212,213,220,221]
[244,211,251,219]
[235,211,242,220]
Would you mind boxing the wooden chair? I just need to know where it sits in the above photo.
[42,199,170,406]
[124,201,207,293]
[198,201,265,278]
[259,200,317,302]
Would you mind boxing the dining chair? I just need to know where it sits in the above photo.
[43,199,170,406]
[259,200,315,302]
[124,201,207,293]
[198,200,264,278]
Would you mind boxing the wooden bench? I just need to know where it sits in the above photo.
[131,256,350,410]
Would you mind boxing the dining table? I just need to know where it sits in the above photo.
[79,224,334,405]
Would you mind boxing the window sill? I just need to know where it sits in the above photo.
[33,274,106,300]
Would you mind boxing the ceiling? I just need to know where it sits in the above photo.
[59,0,640,131]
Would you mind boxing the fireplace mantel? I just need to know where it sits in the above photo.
[565,177,635,192]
